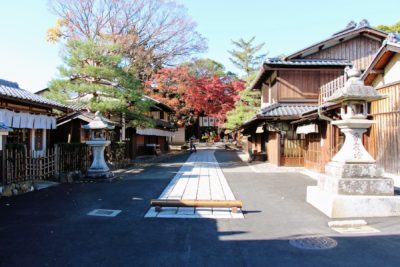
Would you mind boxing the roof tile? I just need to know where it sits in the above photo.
[259,103,317,117]
[0,79,66,109]
[265,58,352,67]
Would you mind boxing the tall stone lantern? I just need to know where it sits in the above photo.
[83,111,115,180]
[307,68,400,218]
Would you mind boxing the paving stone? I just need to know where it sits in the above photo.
[144,149,243,219]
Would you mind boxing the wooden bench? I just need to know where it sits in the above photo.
[150,199,243,213]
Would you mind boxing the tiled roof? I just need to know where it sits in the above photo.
[0,79,66,109]
[143,95,175,113]
[362,33,400,84]
[66,102,90,111]
[57,111,120,127]
[265,58,352,67]
[286,20,387,60]
[258,103,318,117]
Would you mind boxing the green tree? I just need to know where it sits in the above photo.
[376,21,400,32]
[47,39,152,127]
[182,58,226,78]
[224,89,260,130]
[228,37,266,80]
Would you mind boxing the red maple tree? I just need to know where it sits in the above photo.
[145,66,245,125]
[186,76,244,122]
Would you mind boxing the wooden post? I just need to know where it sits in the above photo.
[1,136,5,184]
[150,199,243,213]
[54,144,59,176]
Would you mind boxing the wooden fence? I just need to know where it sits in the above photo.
[4,148,56,185]
[55,143,91,173]
[1,142,131,185]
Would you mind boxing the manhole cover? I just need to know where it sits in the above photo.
[87,209,121,217]
[289,236,337,250]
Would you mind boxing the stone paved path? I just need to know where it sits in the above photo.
[145,149,244,219]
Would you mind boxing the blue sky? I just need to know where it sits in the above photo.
[1,0,399,91]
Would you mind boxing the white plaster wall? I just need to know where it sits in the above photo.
[171,127,186,144]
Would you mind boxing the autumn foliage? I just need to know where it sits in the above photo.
[145,67,245,125]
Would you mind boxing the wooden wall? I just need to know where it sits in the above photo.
[261,83,269,105]
[370,83,400,175]
[305,36,382,71]
[304,133,322,172]
[270,81,278,103]
[136,135,145,155]
[267,132,279,165]
[53,120,82,144]
[302,123,331,172]
[277,69,343,101]
[0,99,52,115]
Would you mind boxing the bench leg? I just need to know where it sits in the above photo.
[231,207,238,213]
[155,206,162,212]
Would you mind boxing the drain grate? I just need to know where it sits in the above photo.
[289,236,337,250]
[87,209,121,217]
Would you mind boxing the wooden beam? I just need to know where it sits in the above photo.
[370,69,384,74]
[150,199,243,213]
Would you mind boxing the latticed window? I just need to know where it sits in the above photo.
[34,129,43,151]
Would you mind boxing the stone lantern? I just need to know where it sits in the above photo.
[328,67,383,167]
[307,68,400,218]
[83,111,115,180]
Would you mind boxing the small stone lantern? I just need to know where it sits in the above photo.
[83,111,115,180]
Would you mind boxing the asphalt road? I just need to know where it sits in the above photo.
[1,150,400,267]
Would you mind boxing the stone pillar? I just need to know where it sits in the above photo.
[86,140,113,179]
[83,112,115,181]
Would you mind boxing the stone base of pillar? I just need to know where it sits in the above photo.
[318,173,394,195]
[307,186,400,218]
[325,161,383,178]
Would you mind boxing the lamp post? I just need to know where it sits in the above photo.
[83,111,115,180]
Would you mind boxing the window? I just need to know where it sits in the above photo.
[7,129,29,146]
[34,129,43,151]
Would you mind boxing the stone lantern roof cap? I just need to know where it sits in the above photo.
[82,111,115,130]
[327,68,386,103]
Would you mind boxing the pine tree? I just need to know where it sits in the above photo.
[48,39,152,127]
[228,37,266,80]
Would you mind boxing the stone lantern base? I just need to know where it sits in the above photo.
[85,140,115,182]
[86,169,115,181]
[307,186,400,218]
[307,161,400,218]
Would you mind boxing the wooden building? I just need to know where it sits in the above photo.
[290,22,389,172]
[0,79,67,153]
[240,20,388,168]
[0,79,67,186]
[361,33,400,176]
[50,93,176,160]
[127,96,176,158]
